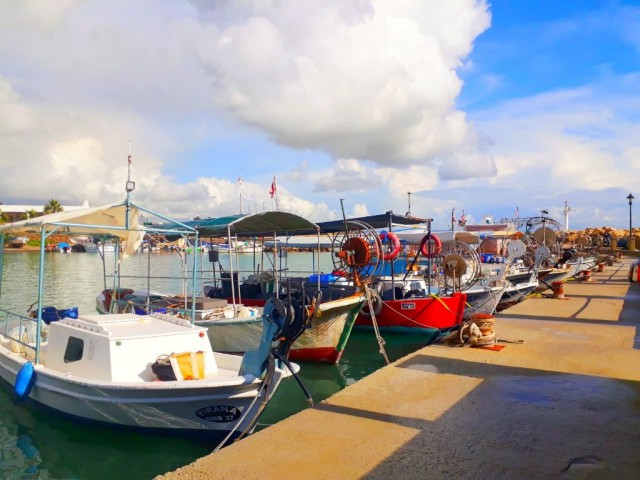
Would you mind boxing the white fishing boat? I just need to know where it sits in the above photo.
[97,241,116,253]
[212,239,263,253]
[0,198,299,442]
[8,236,29,248]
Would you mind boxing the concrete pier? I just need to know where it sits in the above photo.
[158,258,640,479]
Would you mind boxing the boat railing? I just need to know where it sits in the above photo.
[109,267,324,295]
[0,306,39,354]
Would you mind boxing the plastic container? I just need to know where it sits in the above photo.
[308,274,340,284]
[40,306,59,324]
[56,307,79,320]
[481,254,493,263]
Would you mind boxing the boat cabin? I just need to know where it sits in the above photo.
[44,313,217,382]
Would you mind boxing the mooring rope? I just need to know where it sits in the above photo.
[365,285,389,364]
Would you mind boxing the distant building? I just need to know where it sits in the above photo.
[0,200,91,222]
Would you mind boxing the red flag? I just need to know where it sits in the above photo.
[269,176,277,198]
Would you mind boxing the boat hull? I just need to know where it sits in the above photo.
[203,294,366,364]
[463,285,505,318]
[535,268,573,292]
[204,316,265,353]
[496,281,538,312]
[0,342,289,439]
[288,294,365,364]
[355,292,466,342]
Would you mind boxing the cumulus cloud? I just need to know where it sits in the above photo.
[193,0,493,176]
[314,159,382,193]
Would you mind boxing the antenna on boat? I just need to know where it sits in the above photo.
[125,140,135,198]
[339,198,349,238]
[125,140,135,230]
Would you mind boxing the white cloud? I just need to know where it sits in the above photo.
[193,0,493,175]
[314,159,383,193]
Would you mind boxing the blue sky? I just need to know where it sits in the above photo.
[1,0,639,230]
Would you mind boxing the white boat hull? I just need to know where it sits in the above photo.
[0,343,290,438]
[496,280,538,311]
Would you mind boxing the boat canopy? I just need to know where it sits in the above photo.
[0,200,197,258]
[315,212,429,234]
[187,211,319,237]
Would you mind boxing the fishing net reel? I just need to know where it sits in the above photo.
[436,240,481,292]
[331,220,382,285]
[522,216,565,267]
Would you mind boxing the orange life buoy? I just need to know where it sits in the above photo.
[379,231,401,261]
[420,233,442,258]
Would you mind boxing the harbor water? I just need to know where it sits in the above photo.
[0,250,430,479]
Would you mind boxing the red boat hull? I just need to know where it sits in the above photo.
[355,292,467,335]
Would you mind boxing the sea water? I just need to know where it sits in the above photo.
[0,250,430,479]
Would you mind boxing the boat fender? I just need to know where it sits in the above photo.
[379,231,401,261]
[14,361,36,401]
[360,291,383,317]
[420,233,442,258]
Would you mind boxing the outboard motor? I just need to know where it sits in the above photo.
[271,280,320,405]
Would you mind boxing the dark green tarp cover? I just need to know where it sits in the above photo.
[315,212,429,233]
[184,211,319,237]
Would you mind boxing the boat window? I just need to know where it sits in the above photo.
[64,336,84,363]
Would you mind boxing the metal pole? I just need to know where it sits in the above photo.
[191,232,198,323]
[35,227,47,364]
[628,194,634,250]
[629,200,633,238]
[0,233,4,299]
[630,200,633,246]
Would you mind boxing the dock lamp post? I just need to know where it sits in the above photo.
[628,193,635,251]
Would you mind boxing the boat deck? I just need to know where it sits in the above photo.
[159,256,640,479]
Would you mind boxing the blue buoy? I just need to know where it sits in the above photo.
[14,361,36,401]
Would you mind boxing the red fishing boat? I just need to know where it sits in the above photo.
[355,277,467,344]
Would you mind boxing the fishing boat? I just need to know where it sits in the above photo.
[187,211,366,364]
[495,244,550,311]
[8,236,28,248]
[355,276,467,343]
[0,198,300,442]
[95,211,366,364]
[212,239,263,253]
[313,216,468,343]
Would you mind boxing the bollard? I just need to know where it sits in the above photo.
[469,313,496,347]
[598,263,605,272]
[550,281,565,299]
[580,270,593,282]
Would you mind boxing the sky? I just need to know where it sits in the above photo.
[1,0,640,230]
